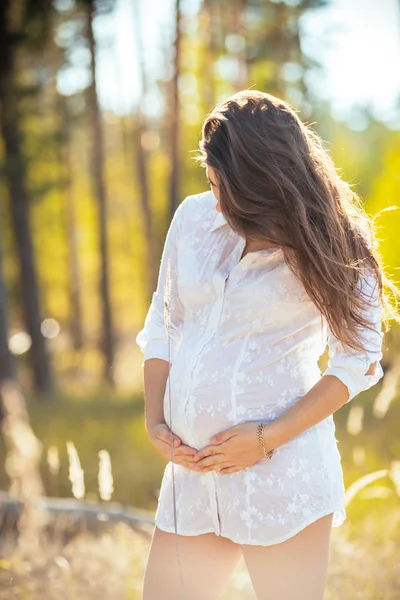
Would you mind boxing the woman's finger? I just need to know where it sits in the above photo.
[194,453,226,469]
[194,443,227,462]
[196,462,234,473]
[176,444,198,456]
[157,437,198,456]
[158,428,181,444]
[176,459,198,470]
[165,449,198,467]
[219,466,243,475]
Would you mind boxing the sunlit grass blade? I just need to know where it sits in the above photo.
[98,450,114,502]
[344,469,389,507]
[346,405,364,436]
[47,445,60,476]
[66,441,85,500]
[389,460,400,496]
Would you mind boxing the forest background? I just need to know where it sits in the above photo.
[0,0,400,598]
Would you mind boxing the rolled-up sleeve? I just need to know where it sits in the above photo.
[135,201,185,367]
[321,268,384,402]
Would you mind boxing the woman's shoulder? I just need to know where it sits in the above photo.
[176,190,217,229]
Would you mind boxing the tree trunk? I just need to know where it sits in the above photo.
[201,0,217,110]
[0,241,15,385]
[0,0,53,395]
[86,1,114,385]
[168,0,182,223]
[228,0,248,90]
[0,380,46,549]
[132,0,157,301]
[59,105,84,350]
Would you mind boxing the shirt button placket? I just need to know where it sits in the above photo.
[185,241,246,533]
[182,273,228,534]
[210,472,221,534]
[206,273,230,535]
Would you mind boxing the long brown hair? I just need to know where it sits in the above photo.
[192,89,400,355]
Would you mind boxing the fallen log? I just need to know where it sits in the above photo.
[0,490,155,542]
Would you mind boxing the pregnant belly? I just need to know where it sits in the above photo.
[188,382,302,447]
[165,374,320,450]
[163,339,322,449]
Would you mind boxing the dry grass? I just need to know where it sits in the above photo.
[0,507,399,600]
[0,389,399,599]
[0,522,148,600]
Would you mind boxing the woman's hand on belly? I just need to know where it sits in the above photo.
[192,422,264,474]
[148,423,199,471]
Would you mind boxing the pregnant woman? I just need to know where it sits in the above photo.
[136,90,395,600]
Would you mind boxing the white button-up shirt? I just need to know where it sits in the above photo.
[136,190,384,545]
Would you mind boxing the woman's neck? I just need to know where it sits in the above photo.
[244,238,278,253]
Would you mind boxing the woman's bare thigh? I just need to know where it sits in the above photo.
[241,513,334,600]
[142,525,243,600]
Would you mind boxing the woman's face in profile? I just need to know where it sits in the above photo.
[206,165,221,212]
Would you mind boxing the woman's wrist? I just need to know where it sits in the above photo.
[145,420,166,435]
[261,419,283,452]
[257,422,274,459]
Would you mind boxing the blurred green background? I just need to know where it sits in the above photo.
[0,0,400,597]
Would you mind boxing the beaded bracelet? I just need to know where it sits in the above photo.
[257,422,274,460]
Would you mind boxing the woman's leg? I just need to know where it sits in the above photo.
[142,525,243,600]
[241,513,334,600]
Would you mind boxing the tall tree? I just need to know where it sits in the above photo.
[201,0,218,109]
[59,101,84,350]
[168,0,182,222]
[227,0,248,90]
[0,240,14,384]
[0,0,53,394]
[132,0,157,301]
[84,0,115,385]
[198,0,329,116]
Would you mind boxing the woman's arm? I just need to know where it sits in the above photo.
[143,357,171,433]
[264,267,384,450]
[193,374,356,473]
[136,198,186,423]
[136,213,185,366]
[143,357,198,467]
[136,197,199,467]
[263,373,364,451]
[136,199,183,435]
